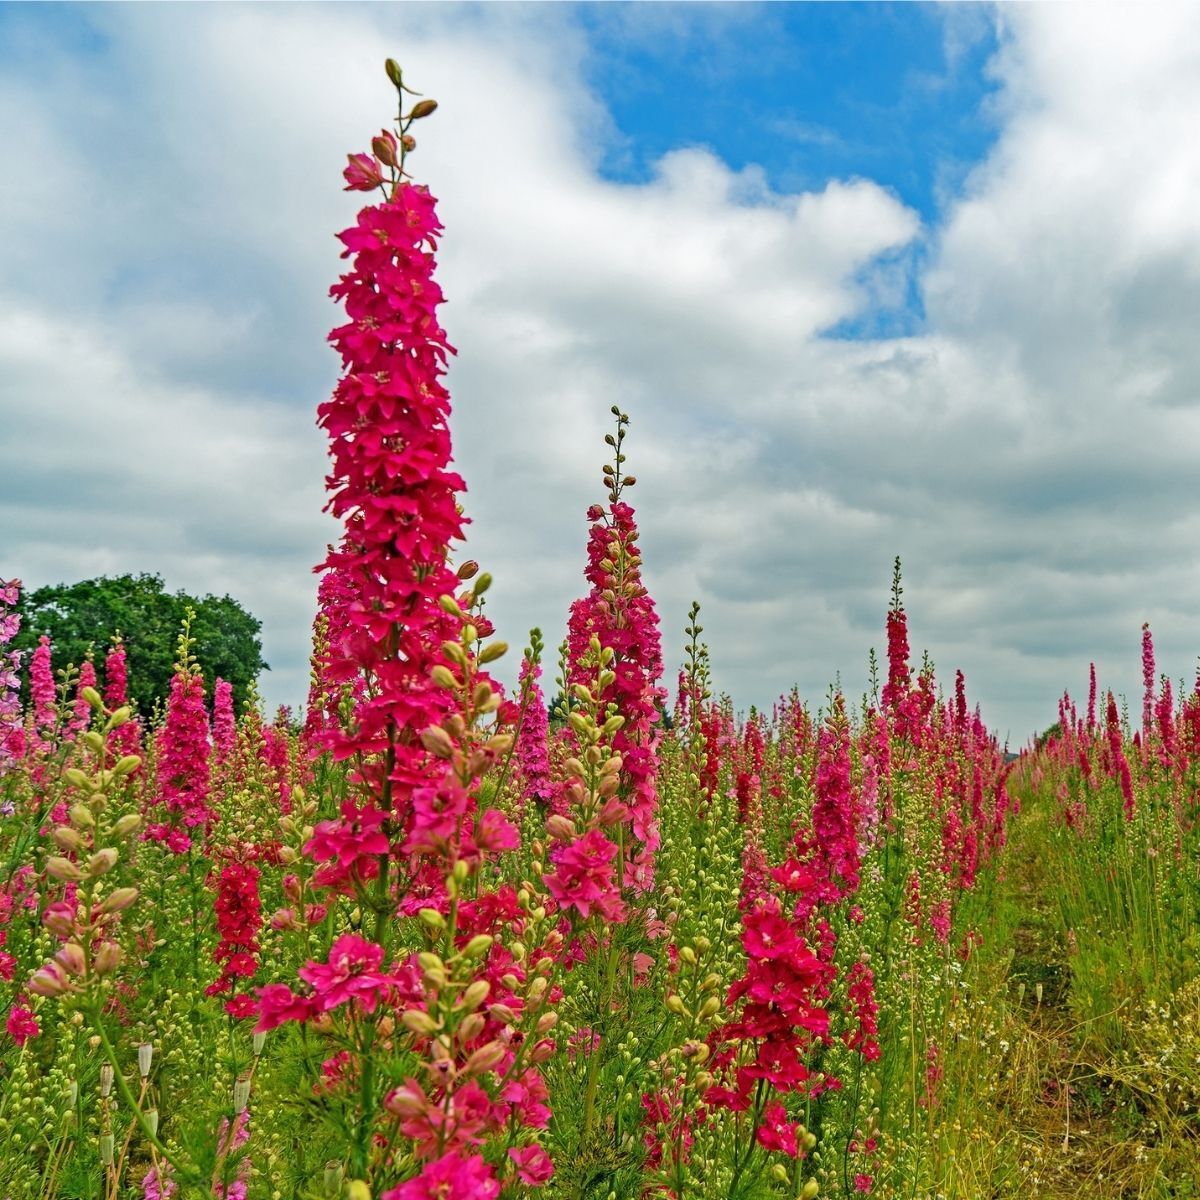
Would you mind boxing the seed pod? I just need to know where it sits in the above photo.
[323,1162,344,1197]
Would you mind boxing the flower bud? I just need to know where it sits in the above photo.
[800,1181,820,1199]
[429,665,458,690]
[460,980,490,1011]
[53,826,84,853]
[372,129,398,167]
[112,755,141,778]
[463,934,493,959]
[346,1183,371,1200]
[408,98,438,119]
[420,726,455,759]
[87,848,119,877]
[665,994,688,1017]
[463,1040,505,1075]
[64,768,91,791]
[43,903,75,937]
[400,1009,439,1036]
[478,641,508,664]
[108,705,132,728]
[81,686,104,711]
[83,731,105,755]
[46,856,84,882]
[488,1003,519,1025]
[111,813,142,837]
[92,941,122,975]
[69,803,95,829]
[55,942,86,976]
[418,907,447,931]
[384,1085,424,1117]
[98,887,139,915]
[29,962,71,997]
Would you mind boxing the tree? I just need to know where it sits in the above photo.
[13,573,267,714]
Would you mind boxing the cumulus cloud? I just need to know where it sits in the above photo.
[3,3,1199,739]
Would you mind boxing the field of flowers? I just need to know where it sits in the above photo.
[2,64,1198,1200]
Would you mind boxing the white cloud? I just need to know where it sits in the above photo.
[4,3,1200,740]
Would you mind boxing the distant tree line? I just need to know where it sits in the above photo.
[12,573,267,714]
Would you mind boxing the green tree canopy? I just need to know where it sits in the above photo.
[12,573,267,714]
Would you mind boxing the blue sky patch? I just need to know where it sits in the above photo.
[579,2,1003,337]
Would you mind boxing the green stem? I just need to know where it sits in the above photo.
[87,1007,198,1185]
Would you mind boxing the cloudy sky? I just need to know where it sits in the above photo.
[3,2,1200,744]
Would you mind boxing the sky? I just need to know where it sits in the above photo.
[3,2,1200,745]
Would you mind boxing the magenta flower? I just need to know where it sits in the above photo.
[381,1151,499,1200]
[298,933,389,1013]
[212,677,237,762]
[543,828,625,922]
[148,666,212,852]
[515,651,552,807]
[253,983,317,1034]
[30,635,56,733]
[508,1144,554,1186]
[6,1003,39,1046]
[343,151,385,192]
